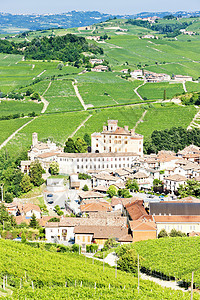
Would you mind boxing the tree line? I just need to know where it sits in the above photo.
[0,34,103,63]
[144,127,200,154]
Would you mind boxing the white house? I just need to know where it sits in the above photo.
[164,174,187,193]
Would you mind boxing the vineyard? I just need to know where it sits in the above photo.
[134,237,200,288]
[0,239,199,299]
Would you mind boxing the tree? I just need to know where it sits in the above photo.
[20,174,33,193]
[0,204,16,229]
[30,160,44,187]
[29,214,39,229]
[4,192,13,203]
[57,62,64,70]
[158,229,168,238]
[25,87,34,96]
[169,229,186,237]
[49,217,60,222]
[64,138,76,153]
[83,184,89,191]
[31,92,41,101]
[178,180,200,198]
[117,248,138,274]
[74,138,87,153]
[118,189,131,198]
[126,179,139,192]
[21,231,27,243]
[83,133,91,146]
[107,185,117,198]
[49,161,59,175]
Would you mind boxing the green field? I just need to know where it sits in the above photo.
[2,111,89,157]
[186,82,200,93]
[138,82,184,100]
[0,239,198,300]
[0,118,32,145]
[74,106,144,138]
[134,237,200,287]
[136,103,197,137]
[0,100,43,117]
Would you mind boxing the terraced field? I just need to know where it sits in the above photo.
[186,82,200,93]
[136,103,197,137]
[138,82,184,100]
[0,100,43,117]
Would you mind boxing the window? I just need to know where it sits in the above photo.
[109,140,111,143]
[87,236,90,242]
[82,236,85,242]
[77,236,80,241]
[77,159,79,162]
[96,144,98,147]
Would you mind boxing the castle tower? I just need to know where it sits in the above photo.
[32,132,38,147]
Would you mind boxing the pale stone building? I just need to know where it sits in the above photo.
[91,120,143,156]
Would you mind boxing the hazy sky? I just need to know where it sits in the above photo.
[1,0,199,15]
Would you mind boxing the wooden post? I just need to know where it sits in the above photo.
[191,271,194,300]
[31,281,34,291]
[94,282,96,289]
[80,281,82,287]
[115,259,117,278]
[3,277,5,290]
[137,254,140,294]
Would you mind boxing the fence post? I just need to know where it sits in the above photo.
[94,282,96,289]
[80,281,82,287]
[191,271,194,300]
[137,254,140,294]
[31,281,34,291]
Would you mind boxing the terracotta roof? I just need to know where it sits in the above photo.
[93,186,108,192]
[165,174,187,182]
[15,215,30,225]
[74,225,131,240]
[180,196,200,203]
[115,168,131,176]
[37,152,58,159]
[129,220,157,231]
[132,172,149,179]
[57,152,138,158]
[154,216,200,223]
[93,173,118,181]
[78,191,104,199]
[113,182,126,189]
[22,204,41,214]
[125,200,148,220]
[111,197,122,206]
[80,202,112,213]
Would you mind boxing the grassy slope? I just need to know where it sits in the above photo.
[136,104,197,137]
[0,100,43,117]
[0,118,32,145]
[138,82,184,100]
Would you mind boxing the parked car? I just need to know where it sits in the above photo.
[47,200,54,204]
[47,194,53,197]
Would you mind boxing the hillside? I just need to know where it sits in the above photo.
[0,239,198,299]
[0,11,200,34]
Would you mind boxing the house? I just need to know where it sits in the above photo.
[74,225,132,250]
[154,215,200,236]
[58,152,138,175]
[125,200,149,221]
[142,35,155,39]
[92,173,123,188]
[78,191,105,203]
[121,69,129,74]
[174,75,193,82]
[91,65,108,72]
[20,203,41,219]
[86,36,100,42]
[89,58,104,65]
[80,202,112,215]
[164,174,187,193]
[129,219,157,242]
[144,71,171,83]
[130,70,143,79]
[91,120,143,156]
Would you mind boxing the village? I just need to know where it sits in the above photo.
[1,119,198,251]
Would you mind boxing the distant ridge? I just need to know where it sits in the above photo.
[0,10,200,34]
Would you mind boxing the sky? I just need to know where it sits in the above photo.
[0,0,199,15]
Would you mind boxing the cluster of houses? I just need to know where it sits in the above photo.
[18,120,200,250]
[123,69,193,83]
[180,29,196,36]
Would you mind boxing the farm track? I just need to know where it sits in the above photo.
[187,109,200,130]
[69,114,92,138]
[134,110,147,130]
[134,82,145,101]
[0,117,36,150]
[183,81,187,93]
[72,80,88,110]
[40,81,51,113]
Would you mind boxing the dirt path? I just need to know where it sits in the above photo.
[72,80,87,110]
[134,110,147,130]
[0,118,36,150]
[134,82,145,101]
[69,115,92,138]
[40,81,51,113]
[140,273,187,292]
[183,81,187,93]
[187,108,200,130]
